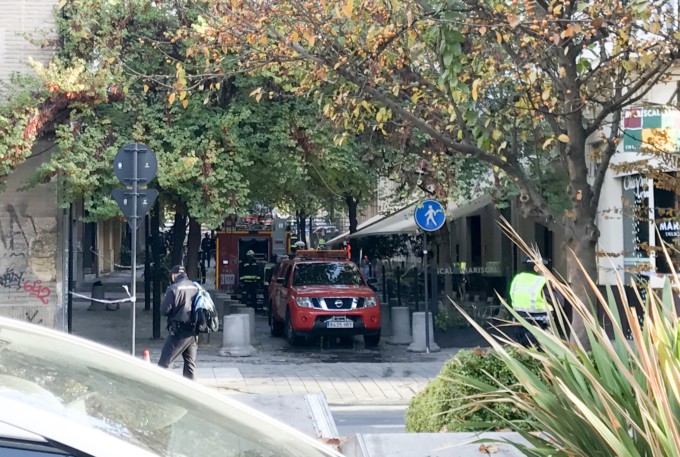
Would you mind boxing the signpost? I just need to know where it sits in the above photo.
[414,199,446,353]
[112,143,158,356]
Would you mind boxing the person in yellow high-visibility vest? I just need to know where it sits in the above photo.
[509,256,563,347]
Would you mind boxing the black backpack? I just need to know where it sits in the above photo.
[191,282,219,333]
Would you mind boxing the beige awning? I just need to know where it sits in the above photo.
[325,213,387,246]
[345,194,493,239]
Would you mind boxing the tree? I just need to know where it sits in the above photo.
[187,0,680,342]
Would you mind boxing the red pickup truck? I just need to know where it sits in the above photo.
[267,250,381,347]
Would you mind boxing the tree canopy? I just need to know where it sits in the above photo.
[179,0,680,341]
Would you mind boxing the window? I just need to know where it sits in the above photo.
[292,263,364,286]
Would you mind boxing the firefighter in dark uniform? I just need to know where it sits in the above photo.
[239,250,261,308]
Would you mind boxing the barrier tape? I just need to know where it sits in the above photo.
[68,284,136,304]
[68,291,136,304]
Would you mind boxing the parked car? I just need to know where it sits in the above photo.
[268,250,381,347]
[0,316,343,457]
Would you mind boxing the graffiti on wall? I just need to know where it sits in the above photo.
[0,203,57,311]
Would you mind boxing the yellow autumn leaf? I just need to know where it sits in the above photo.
[181,99,189,109]
[168,92,176,105]
[558,134,569,143]
[342,0,353,18]
[107,56,116,64]
[542,88,551,101]
[492,129,502,141]
[143,84,149,93]
[496,31,503,44]
[303,30,316,46]
[179,91,187,101]
[290,31,299,42]
[471,79,482,101]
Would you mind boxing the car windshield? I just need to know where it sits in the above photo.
[293,262,364,286]
[0,319,337,457]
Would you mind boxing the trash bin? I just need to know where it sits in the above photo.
[87,281,107,311]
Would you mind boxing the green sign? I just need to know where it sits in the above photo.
[623,107,680,153]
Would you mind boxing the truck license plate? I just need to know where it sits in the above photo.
[326,321,353,329]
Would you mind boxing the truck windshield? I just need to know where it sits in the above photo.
[293,262,364,286]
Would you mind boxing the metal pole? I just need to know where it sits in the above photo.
[423,232,430,353]
[67,204,73,333]
[130,144,139,356]
[144,213,150,311]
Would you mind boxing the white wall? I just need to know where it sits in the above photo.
[0,0,58,83]
[595,77,679,284]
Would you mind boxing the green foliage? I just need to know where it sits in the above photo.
[450,227,680,456]
[405,348,542,433]
[0,75,48,189]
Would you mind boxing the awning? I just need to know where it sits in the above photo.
[346,194,493,239]
[325,213,387,246]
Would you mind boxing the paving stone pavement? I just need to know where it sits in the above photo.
[72,269,468,407]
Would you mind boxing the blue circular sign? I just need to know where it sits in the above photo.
[414,200,446,232]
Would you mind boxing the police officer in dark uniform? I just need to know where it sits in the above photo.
[239,250,261,308]
[158,265,200,379]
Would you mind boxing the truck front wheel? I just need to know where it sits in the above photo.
[285,310,304,346]
[364,331,381,348]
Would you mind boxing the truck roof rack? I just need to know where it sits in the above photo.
[294,250,347,260]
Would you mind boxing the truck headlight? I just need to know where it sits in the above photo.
[364,297,377,308]
[295,297,314,308]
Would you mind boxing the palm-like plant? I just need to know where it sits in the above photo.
[454,223,680,456]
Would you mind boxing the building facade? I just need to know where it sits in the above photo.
[0,0,66,328]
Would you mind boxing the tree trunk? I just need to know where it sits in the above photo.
[564,221,598,347]
[186,217,201,281]
[345,194,359,263]
[171,208,186,266]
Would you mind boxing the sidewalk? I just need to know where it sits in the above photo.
[71,267,473,407]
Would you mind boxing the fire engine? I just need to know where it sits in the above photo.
[215,219,292,297]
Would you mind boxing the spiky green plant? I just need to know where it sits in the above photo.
[452,223,680,456]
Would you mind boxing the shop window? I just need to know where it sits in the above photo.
[654,183,679,274]
[622,174,651,274]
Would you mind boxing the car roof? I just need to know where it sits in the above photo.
[0,317,343,457]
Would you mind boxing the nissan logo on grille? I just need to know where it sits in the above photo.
[334,300,343,308]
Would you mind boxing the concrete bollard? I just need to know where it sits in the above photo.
[235,306,256,343]
[380,303,392,337]
[408,312,440,353]
[219,314,256,357]
[387,307,411,345]
[88,281,107,311]
[228,303,247,316]
[221,299,237,320]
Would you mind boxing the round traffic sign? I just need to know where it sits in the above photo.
[414,200,446,231]
[113,143,158,186]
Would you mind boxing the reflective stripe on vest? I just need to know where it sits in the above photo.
[510,272,548,313]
